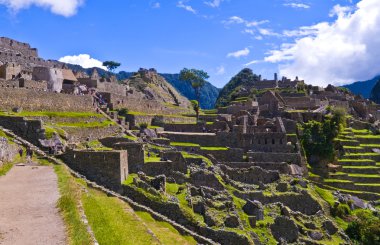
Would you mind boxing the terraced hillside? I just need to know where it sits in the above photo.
[323,128,380,200]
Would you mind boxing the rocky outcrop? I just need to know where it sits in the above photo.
[270,216,299,243]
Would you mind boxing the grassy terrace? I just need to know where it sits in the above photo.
[127,111,194,118]
[170,142,200,147]
[0,111,103,118]
[200,146,229,151]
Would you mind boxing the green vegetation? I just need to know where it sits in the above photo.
[0,111,103,118]
[103,61,121,73]
[179,68,210,117]
[300,107,346,165]
[170,142,200,147]
[200,146,228,151]
[0,163,14,176]
[346,210,380,245]
[135,211,197,245]
[83,188,160,245]
[54,164,93,244]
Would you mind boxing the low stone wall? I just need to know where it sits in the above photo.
[222,162,290,174]
[62,126,121,144]
[60,149,128,191]
[248,152,302,165]
[0,88,94,112]
[126,114,196,128]
[0,116,45,146]
[164,121,228,133]
[162,132,218,147]
[0,136,18,165]
[220,165,280,184]
[200,148,243,162]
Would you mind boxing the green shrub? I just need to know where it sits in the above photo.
[332,203,351,218]
[346,210,380,245]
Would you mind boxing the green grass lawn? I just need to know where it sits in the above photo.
[338,159,375,162]
[0,111,103,118]
[324,179,352,183]
[200,146,229,151]
[170,142,200,147]
[54,164,93,244]
[83,189,161,245]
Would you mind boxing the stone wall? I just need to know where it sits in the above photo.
[126,114,195,128]
[62,126,121,144]
[284,97,320,110]
[32,66,63,92]
[222,162,290,174]
[0,88,94,112]
[20,79,47,90]
[0,62,21,80]
[164,121,228,133]
[248,152,302,165]
[220,165,280,184]
[200,148,243,162]
[0,37,38,57]
[0,116,45,146]
[60,149,128,190]
[113,142,145,173]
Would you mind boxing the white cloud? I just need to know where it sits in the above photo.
[283,3,310,9]
[216,65,225,75]
[329,4,354,17]
[59,54,106,69]
[0,0,84,17]
[223,16,268,27]
[265,0,380,86]
[227,48,250,58]
[204,0,222,8]
[258,28,281,37]
[151,2,160,8]
[244,60,260,66]
[177,1,196,14]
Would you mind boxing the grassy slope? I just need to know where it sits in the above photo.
[55,161,197,245]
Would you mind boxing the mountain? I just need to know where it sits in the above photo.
[160,73,220,109]
[343,75,380,98]
[370,79,380,104]
[215,68,259,108]
[66,66,220,109]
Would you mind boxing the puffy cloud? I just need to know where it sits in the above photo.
[177,1,196,14]
[0,0,84,17]
[264,0,380,86]
[283,3,310,9]
[227,48,250,58]
[59,54,106,69]
[204,0,223,8]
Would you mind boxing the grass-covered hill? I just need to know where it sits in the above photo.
[215,68,260,108]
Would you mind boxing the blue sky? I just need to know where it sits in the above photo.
[1,0,379,88]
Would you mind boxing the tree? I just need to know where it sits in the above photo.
[179,68,209,120]
[103,61,121,73]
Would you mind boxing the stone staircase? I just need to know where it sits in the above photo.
[322,128,380,200]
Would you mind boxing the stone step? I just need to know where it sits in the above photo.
[337,159,376,166]
[354,184,380,193]
[330,173,380,183]
[356,136,380,145]
[342,147,365,153]
[337,140,360,147]
[318,183,380,201]
[342,166,380,175]
[342,154,380,161]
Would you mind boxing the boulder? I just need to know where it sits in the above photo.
[270,216,299,243]
[224,215,240,228]
[276,182,288,192]
[151,175,166,192]
[243,200,264,220]
[323,220,338,235]
[308,231,323,241]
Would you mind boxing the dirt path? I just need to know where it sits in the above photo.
[0,165,66,245]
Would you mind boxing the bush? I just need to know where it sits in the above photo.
[118,108,129,117]
[346,210,380,245]
[139,123,148,130]
[332,203,351,218]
